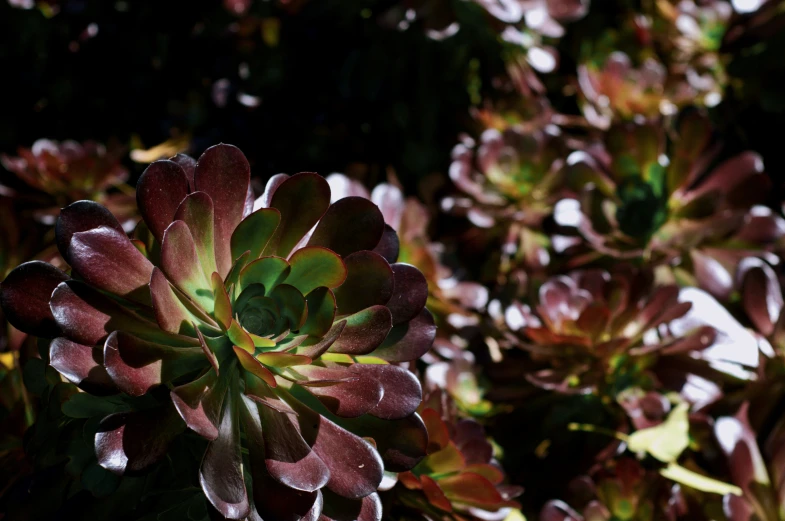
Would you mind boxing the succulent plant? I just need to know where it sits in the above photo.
[0,144,436,520]
[495,268,727,398]
[394,390,522,520]
[0,139,136,228]
[560,111,778,300]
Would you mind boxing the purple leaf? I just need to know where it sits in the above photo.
[329,306,393,355]
[307,197,385,257]
[372,224,400,264]
[55,200,125,263]
[170,153,197,190]
[370,308,435,362]
[320,491,382,521]
[174,191,218,277]
[136,160,190,242]
[355,364,422,420]
[193,144,251,277]
[386,264,428,325]
[171,368,226,440]
[333,252,394,316]
[50,337,116,394]
[0,261,68,337]
[297,365,383,418]
[161,220,213,311]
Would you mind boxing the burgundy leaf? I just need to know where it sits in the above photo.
[372,224,400,264]
[68,226,154,303]
[55,200,125,263]
[0,261,68,337]
[741,261,782,337]
[174,191,218,277]
[307,196,385,257]
[339,413,428,472]
[320,491,382,521]
[370,308,435,362]
[297,365,383,418]
[95,404,185,475]
[333,251,395,316]
[193,144,251,277]
[50,337,116,394]
[171,368,226,440]
[199,385,250,519]
[170,153,197,190]
[150,267,202,335]
[386,263,428,325]
[136,160,190,242]
[161,220,213,311]
[353,364,422,420]
[329,306,393,355]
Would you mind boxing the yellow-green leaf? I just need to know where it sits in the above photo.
[660,463,742,496]
[628,403,689,463]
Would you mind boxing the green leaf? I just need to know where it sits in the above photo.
[660,463,743,496]
[81,461,122,497]
[62,393,129,419]
[230,207,281,261]
[627,402,689,463]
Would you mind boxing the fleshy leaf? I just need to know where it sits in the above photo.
[136,160,190,241]
[264,173,331,257]
[149,267,202,335]
[320,490,382,521]
[339,413,428,472]
[95,404,185,475]
[174,191,218,277]
[372,225,400,264]
[300,287,337,337]
[171,369,225,440]
[0,261,68,337]
[199,384,250,519]
[296,365,383,418]
[353,364,422,420]
[50,337,116,394]
[370,308,435,362]
[161,220,213,312]
[212,272,233,330]
[437,473,504,507]
[234,346,277,387]
[231,207,281,261]
[193,144,251,277]
[386,263,428,325]
[329,306,393,355]
[68,226,154,304]
[627,402,689,463]
[421,475,453,512]
[268,284,308,332]
[55,200,125,263]
[285,247,347,296]
[307,196,385,257]
[239,257,290,293]
[333,251,394,316]
[660,463,743,496]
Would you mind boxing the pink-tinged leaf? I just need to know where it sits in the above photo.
[231,207,281,261]
[161,220,213,311]
[199,385,250,520]
[55,200,125,263]
[693,151,765,200]
[319,491,382,521]
[244,375,298,415]
[454,421,493,465]
[255,352,311,368]
[212,272,232,330]
[437,473,504,507]
[293,405,384,499]
[398,472,423,490]
[372,224,400,264]
[170,153,197,190]
[337,413,427,472]
[286,247,348,296]
[50,337,116,394]
[715,403,770,501]
[136,160,190,242]
[0,261,68,337]
[691,250,734,301]
[464,464,505,485]
[234,346,277,387]
[104,331,203,396]
[291,322,346,359]
[171,369,224,440]
[95,404,185,475]
[307,197,385,257]
[224,251,251,295]
[241,395,330,492]
[174,191,218,277]
[333,252,394,316]
[329,306,393,355]
[246,448,323,521]
[239,256,290,293]
[257,173,289,209]
[193,144,251,277]
[150,268,201,335]
[740,261,782,337]
[244,184,255,218]
[297,365,383,418]
[540,500,584,521]
[351,364,422,420]
[264,173,331,258]
[421,475,453,512]
[68,226,154,304]
[386,264,428,325]
[370,308,435,362]
[422,408,450,452]
[50,281,176,346]
[301,287,337,337]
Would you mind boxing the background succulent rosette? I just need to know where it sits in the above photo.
[0,144,436,521]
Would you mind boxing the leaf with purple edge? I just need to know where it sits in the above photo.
[234,346,277,387]
[150,268,203,335]
[328,306,393,356]
[285,247,347,296]
[136,160,190,242]
[0,260,68,337]
[174,191,218,277]
[56,200,125,263]
[239,256,290,293]
[171,368,224,440]
[295,364,382,418]
[263,173,331,258]
[300,287,337,337]
[50,337,116,394]
[290,321,346,359]
[231,207,281,261]
[95,403,185,475]
[199,382,250,519]
[369,308,435,362]
[68,226,154,305]
[193,144,251,277]
[170,153,197,189]
[307,196,385,257]
[161,220,213,312]
[333,251,395,317]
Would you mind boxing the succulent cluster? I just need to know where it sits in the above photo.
[3,0,785,520]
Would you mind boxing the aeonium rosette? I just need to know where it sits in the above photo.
[0,144,436,521]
